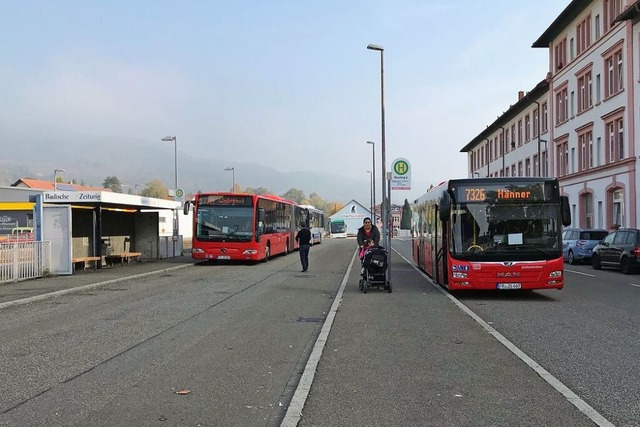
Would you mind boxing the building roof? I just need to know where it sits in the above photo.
[614,0,640,23]
[11,178,112,192]
[532,0,591,48]
[460,79,548,153]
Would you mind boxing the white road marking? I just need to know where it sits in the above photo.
[280,248,358,427]
[564,269,596,277]
[393,249,615,427]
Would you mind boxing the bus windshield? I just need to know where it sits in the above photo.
[330,221,346,234]
[195,206,254,242]
[450,201,562,260]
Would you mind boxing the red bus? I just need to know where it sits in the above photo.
[185,192,309,262]
[412,177,571,291]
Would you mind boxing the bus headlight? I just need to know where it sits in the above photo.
[243,249,258,255]
[549,270,562,277]
[452,272,467,278]
[193,248,204,254]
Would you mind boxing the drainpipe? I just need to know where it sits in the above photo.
[526,92,542,176]
[485,138,490,177]
[499,125,506,176]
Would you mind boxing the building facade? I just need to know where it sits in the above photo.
[464,0,639,231]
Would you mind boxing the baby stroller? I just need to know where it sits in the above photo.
[358,245,391,293]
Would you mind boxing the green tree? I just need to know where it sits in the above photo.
[103,176,122,192]
[244,186,271,195]
[400,198,412,229]
[141,179,168,199]
[282,188,306,204]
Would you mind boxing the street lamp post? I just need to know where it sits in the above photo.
[53,168,65,192]
[366,141,376,225]
[161,136,179,257]
[367,170,373,218]
[224,167,235,191]
[367,43,387,250]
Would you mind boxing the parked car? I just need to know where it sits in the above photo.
[591,228,640,274]
[561,227,609,264]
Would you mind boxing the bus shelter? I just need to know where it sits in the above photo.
[40,191,182,273]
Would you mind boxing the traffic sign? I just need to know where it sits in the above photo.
[175,188,185,202]
[391,158,411,190]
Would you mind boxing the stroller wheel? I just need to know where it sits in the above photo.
[358,278,363,291]
[386,281,392,293]
[363,280,368,293]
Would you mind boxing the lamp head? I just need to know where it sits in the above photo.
[367,44,384,51]
[366,141,375,145]
[161,136,176,142]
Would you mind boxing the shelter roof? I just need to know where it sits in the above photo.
[12,178,111,192]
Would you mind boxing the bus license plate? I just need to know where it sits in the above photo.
[217,255,231,260]
[497,283,521,290]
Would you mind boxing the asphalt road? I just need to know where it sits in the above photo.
[0,238,635,426]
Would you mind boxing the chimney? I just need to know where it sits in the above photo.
[518,91,525,100]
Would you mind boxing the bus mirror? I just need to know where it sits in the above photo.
[183,201,191,215]
[560,196,571,226]
[439,191,451,222]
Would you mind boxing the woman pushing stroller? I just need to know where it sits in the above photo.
[357,217,390,292]
[357,217,381,258]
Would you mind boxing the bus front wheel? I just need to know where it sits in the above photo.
[263,244,271,262]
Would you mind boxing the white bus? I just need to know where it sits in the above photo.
[299,205,325,244]
[329,219,347,238]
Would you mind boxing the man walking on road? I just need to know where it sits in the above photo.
[295,223,312,272]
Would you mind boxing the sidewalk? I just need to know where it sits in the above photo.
[0,256,194,309]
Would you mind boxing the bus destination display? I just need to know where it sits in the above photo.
[198,195,253,206]
[457,183,547,203]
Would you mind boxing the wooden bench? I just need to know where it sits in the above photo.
[105,252,142,266]
[72,256,101,271]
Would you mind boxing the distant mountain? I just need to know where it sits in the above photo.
[1,124,382,204]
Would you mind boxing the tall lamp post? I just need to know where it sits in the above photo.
[367,43,387,249]
[53,168,65,191]
[224,167,235,191]
[367,170,373,218]
[366,140,376,225]
[161,136,179,257]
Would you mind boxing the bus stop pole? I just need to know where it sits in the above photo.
[386,171,391,285]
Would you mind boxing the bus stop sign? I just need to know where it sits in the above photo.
[391,158,411,190]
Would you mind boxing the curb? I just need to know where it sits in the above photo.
[0,264,193,311]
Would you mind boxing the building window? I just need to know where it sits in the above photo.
[525,158,531,177]
[533,154,539,177]
[555,84,569,125]
[577,15,592,55]
[603,43,623,99]
[557,139,569,176]
[532,109,539,138]
[555,37,567,70]
[583,193,594,228]
[518,161,523,177]
[612,189,624,228]
[542,102,548,132]
[518,120,523,146]
[578,127,593,172]
[595,14,600,39]
[577,67,593,114]
[525,115,530,142]
[604,0,622,32]
[604,111,624,163]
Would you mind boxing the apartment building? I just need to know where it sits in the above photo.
[463,0,638,230]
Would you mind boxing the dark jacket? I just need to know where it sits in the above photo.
[357,225,380,247]
[296,227,312,246]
